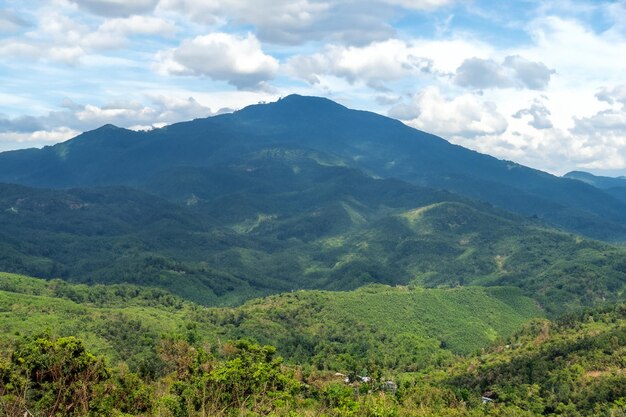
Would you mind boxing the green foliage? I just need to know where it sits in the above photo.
[0,273,540,375]
[438,303,626,416]
[2,303,626,416]
[160,338,300,416]
[1,335,108,416]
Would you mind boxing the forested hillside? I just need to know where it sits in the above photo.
[2,272,626,416]
[0,273,540,373]
[2,172,626,313]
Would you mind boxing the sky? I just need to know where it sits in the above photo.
[1,0,626,176]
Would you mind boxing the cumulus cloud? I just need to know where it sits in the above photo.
[567,86,626,169]
[0,128,81,152]
[389,87,508,138]
[0,28,90,64]
[286,39,434,89]
[454,58,513,89]
[98,15,177,37]
[155,33,278,90]
[0,95,213,151]
[596,85,626,106]
[0,115,45,133]
[67,96,212,130]
[158,0,333,44]
[503,55,554,89]
[455,55,554,90]
[0,9,177,64]
[513,100,553,129]
[0,41,41,60]
[157,0,436,45]
[285,37,490,90]
[68,0,160,17]
[573,85,626,136]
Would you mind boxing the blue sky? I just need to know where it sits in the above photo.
[1,0,626,175]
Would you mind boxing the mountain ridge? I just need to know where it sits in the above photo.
[1,94,625,240]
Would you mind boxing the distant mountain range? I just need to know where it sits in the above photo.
[2,95,626,240]
[564,170,626,204]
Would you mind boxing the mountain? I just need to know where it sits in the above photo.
[4,94,626,416]
[1,95,626,240]
[564,170,626,203]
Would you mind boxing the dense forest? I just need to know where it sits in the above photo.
[2,273,626,416]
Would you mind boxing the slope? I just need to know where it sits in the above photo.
[437,302,626,416]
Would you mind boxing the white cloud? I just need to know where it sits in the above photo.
[382,0,456,10]
[155,33,279,90]
[66,96,213,129]
[157,0,336,44]
[0,127,80,152]
[0,95,213,152]
[503,55,554,90]
[98,15,177,37]
[286,37,489,90]
[68,0,160,17]
[286,39,433,89]
[156,0,456,45]
[49,46,86,65]
[596,84,626,106]
[389,87,508,138]
[512,99,553,129]
[566,85,626,170]
[0,41,41,59]
[156,0,222,24]
[0,9,177,65]
[524,16,626,85]
[455,55,554,90]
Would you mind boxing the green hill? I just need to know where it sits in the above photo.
[3,271,626,416]
[431,303,626,416]
[0,272,541,373]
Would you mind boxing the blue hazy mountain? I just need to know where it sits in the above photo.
[1,95,626,240]
[564,170,626,204]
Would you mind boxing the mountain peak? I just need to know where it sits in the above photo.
[277,94,345,108]
[236,94,348,119]
[94,123,124,131]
